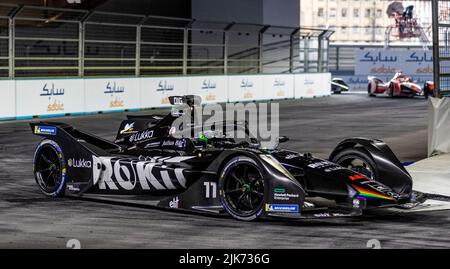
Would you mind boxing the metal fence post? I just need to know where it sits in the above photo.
[78,11,92,78]
[78,21,85,77]
[432,0,441,96]
[335,46,340,72]
[182,28,189,75]
[317,36,323,72]
[223,23,234,75]
[304,37,310,72]
[258,25,270,73]
[8,17,14,79]
[289,28,300,73]
[8,5,23,79]
[136,25,141,76]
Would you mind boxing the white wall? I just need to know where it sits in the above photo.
[0,81,15,119]
[0,73,331,120]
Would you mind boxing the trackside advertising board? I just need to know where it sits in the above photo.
[187,76,228,104]
[294,73,331,98]
[228,75,264,102]
[262,74,295,100]
[355,49,433,77]
[84,78,140,112]
[0,80,15,119]
[140,77,188,108]
[16,79,84,117]
[3,73,331,120]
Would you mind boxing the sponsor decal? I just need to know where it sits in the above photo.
[157,80,175,92]
[274,188,285,193]
[109,97,124,108]
[273,191,300,201]
[40,83,65,112]
[349,174,367,181]
[120,122,135,134]
[285,154,300,159]
[313,212,346,218]
[307,161,333,169]
[205,92,216,101]
[352,184,398,200]
[265,204,299,213]
[130,130,154,143]
[47,100,65,112]
[276,90,285,97]
[169,196,179,208]
[67,184,81,192]
[201,79,217,90]
[93,156,189,191]
[68,158,92,168]
[104,82,125,94]
[274,78,286,97]
[34,126,57,136]
[40,83,65,97]
[324,166,344,172]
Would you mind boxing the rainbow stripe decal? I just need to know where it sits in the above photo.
[352,185,396,201]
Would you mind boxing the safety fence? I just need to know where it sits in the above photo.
[0,73,331,120]
[0,4,333,79]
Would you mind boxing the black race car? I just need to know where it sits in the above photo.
[30,95,419,221]
[331,78,349,94]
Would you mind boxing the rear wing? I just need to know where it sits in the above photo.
[30,121,120,156]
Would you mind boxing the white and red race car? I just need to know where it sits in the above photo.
[367,72,434,98]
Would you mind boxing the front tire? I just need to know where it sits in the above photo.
[219,156,265,221]
[33,139,67,197]
[330,147,378,180]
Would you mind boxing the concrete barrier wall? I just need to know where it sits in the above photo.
[0,73,331,120]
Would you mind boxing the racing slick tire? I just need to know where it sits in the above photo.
[388,84,394,97]
[367,84,375,97]
[33,139,67,197]
[330,147,378,181]
[219,156,265,221]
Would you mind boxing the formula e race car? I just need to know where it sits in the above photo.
[368,72,434,98]
[30,95,419,221]
[331,78,349,94]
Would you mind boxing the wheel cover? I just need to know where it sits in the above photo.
[35,146,63,193]
[336,156,374,179]
[223,162,264,217]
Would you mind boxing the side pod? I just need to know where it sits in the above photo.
[329,138,413,196]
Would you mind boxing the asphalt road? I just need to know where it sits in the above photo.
[1,93,449,249]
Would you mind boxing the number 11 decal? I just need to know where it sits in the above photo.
[204,181,217,198]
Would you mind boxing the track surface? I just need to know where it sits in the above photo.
[1,93,449,248]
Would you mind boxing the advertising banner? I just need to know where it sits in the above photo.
[228,75,264,102]
[355,49,433,77]
[0,80,16,119]
[187,76,228,104]
[84,78,140,112]
[294,73,331,98]
[16,79,84,117]
[140,77,188,108]
[262,74,294,100]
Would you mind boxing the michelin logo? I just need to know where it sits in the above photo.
[265,204,299,213]
[34,126,57,136]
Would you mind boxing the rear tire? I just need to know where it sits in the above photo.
[330,147,378,180]
[33,139,67,197]
[368,83,375,97]
[219,156,265,221]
